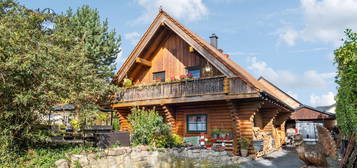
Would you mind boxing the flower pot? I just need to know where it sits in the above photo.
[240,149,248,157]
[212,134,218,139]
[253,140,263,151]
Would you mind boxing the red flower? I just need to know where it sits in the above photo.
[179,75,186,79]
[170,76,176,81]
[187,73,193,78]
[156,77,161,82]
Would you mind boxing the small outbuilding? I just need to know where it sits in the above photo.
[287,105,336,142]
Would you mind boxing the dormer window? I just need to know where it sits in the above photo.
[187,66,200,79]
[153,71,165,82]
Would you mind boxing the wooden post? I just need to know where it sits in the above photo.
[236,101,263,155]
[116,110,130,132]
[227,101,240,155]
[223,78,230,94]
[162,104,177,134]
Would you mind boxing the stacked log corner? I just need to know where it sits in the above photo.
[235,101,262,155]
[116,110,130,132]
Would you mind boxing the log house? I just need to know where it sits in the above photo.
[112,10,295,156]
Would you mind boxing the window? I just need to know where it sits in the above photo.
[153,71,165,82]
[187,66,200,79]
[187,114,207,132]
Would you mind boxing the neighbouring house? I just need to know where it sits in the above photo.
[46,104,75,126]
[288,106,336,142]
[111,10,295,156]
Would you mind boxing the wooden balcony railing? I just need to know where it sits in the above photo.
[115,76,255,103]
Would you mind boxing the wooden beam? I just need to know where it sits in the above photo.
[135,57,152,67]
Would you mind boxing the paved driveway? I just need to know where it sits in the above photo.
[239,149,304,168]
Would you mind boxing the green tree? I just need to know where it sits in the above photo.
[0,1,120,163]
[334,29,357,137]
[57,5,121,79]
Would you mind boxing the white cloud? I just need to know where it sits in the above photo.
[279,29,299,46]
[247,57,336,89]
[278,0,357,46]
[310,92,335,106]
[134,0,208,23]
[301,0,357,44]
[125,32,141,45]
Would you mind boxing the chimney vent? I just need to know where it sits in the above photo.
[209,33,218,48]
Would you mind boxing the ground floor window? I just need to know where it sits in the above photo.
[186,114,207,132]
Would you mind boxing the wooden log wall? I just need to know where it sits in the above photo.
[174,101,233,138]
[235,101,263,155]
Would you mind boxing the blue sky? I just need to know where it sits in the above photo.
[19,0,357,107]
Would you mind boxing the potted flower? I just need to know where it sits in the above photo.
[220,129,229,138]
[238,137,251,157]
[211,128,220,139]
[155,77,162,82]
[179,74,187,80]
[187,73,193,79]
[123,78,132,87]
[253,139,264,151]
[170,76,176,82]
[206,141,213,148]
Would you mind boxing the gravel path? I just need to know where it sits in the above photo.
[239,149,304,168]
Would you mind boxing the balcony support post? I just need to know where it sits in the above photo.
[115,109,131,132]
[236,101,263,155]
[161,104,177,134]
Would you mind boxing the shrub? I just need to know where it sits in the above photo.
[112,118,120,131]
[170,134,184,147]
[127,107,171,147]
[237,137,251,149]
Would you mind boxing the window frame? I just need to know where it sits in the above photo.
[186,114,208,133]
[186,66,201,79]
[153,71,165,82]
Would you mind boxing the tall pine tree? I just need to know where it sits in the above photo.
[57,5,121,79]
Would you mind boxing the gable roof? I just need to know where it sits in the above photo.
[316,104,336,113]
[291,105,335,120]
[257,77,302,109]
[114,10,268,92]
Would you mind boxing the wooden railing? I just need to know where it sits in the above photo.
[115,76,255,102]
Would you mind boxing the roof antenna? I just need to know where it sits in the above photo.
[159,5,163,12]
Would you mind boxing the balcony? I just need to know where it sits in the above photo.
[114,76,257,106]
